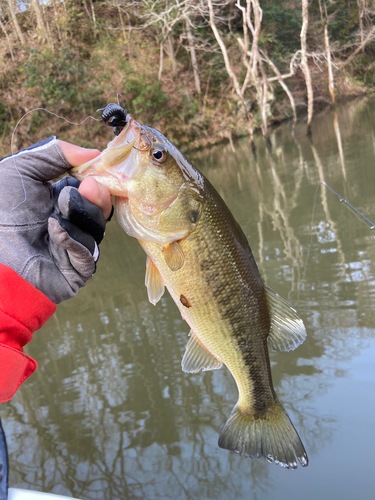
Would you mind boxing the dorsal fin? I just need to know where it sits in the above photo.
[145,257,165,305]
[265,285,307,352]
[181,331,223,373]
[163,241,185,271]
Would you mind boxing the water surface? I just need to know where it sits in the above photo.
[2,98,375,499]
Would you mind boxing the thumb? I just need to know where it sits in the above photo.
[58,140,100,167]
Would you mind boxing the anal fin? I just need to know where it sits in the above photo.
[181,331,223,373]
[265,285,307,352]
[145,256,165,305]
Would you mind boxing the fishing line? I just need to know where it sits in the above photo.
[321,181,375,230]
[96,94,124,113]
[296,181,375,297]
[9,107,101,212]
[96,92,122,113]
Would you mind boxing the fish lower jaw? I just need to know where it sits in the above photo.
[70,167,129,196]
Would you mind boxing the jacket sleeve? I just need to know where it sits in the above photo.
[0,263,56,402]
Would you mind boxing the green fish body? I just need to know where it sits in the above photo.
[71,117,308,468]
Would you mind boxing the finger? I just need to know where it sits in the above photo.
[58,187,106,244]
[0,137,80,185]
[48,215,97,280]
[78,177,113,221]
[51,177,81,206]
[49,213,97,255]
[58,140,100,167]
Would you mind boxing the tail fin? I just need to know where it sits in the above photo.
[218,400,308,469]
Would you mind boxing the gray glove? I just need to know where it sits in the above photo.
[0,137,110,304]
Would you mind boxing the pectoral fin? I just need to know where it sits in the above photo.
[163,241,185,271]
[265,285,307,352]
[145,257,165,305]
[182,331,223,373]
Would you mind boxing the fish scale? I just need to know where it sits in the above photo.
[141,181,275,413]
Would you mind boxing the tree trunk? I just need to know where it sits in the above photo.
[158,40,164,81]
[237,0,270,146]
[52,0,62,43]
[82,0,92,24]
[319,0,335,105]
[261,51,297,133]
[258,58,271,146]
[166,35,177,78]
[30,0,47,41]
[324,22,335,105]
[357,0,365,51]
[89,0,97,33]
[0,18,15,61]
[117,5,126,43]
[300,0,314,136]
[7,0,25,45]
[41,0,54,51]
[251,0,271,145]
[186,21,201,94]
[207,0,255,149]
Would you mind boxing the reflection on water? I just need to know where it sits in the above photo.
[2,98,375,499]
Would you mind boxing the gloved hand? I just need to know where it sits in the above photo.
[0,137,112,304]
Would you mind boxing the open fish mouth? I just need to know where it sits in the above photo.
[70,117,147,195]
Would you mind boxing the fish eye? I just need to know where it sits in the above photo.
[151,146,167,163]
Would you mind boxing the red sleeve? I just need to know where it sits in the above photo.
[0,263,56,402]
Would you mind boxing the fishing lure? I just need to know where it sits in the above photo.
[102,103,127,136]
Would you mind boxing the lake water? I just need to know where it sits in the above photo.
[2,98,375,500]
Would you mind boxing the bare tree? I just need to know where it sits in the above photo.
[260,50,297,132]
[90,0,97,31]
[357,0,365,50]
[206,0,302,147]
[339,24,375,67]
[0,17,14,60]
[237,0,271,146]
[185,19,201,93]
[318,0,335,105]
[30,0,47,41]
[50,0,63,43]
[7,0,25,45]
[139,0,189,80]
[207,0,256,148]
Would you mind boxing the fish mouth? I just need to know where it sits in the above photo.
[70,117,145,195]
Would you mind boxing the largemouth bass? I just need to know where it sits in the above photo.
[71,115,308,469]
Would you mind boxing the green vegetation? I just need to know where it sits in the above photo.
[0,0,374,156]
